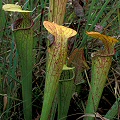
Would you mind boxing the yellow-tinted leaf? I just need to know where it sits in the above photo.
[86,31,119,54]
[2,4,32,12]
[60,25,77,38]
[43,21,58,36]
[43,21,77,38]
[86,32,118,45]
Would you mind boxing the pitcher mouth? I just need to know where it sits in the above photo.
[11,18,34,31]
[91,51,115,58]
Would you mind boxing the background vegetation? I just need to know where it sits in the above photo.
[0,0,120,120]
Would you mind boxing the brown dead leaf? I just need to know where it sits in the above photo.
[72,0,84,17]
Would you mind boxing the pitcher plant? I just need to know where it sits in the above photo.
[84,32,118,120]
[40,21,77,120]
[3,4,33,120]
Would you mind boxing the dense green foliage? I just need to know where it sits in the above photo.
[0,0,120,120]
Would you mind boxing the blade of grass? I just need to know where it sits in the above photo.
[100,1,120,26]
[104,97,120,119]
[6,34,18,118]
[118,8,120,31]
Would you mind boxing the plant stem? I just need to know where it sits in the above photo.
[13,13,33,120]
[84,56,112,120]
[58,69,75,120]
